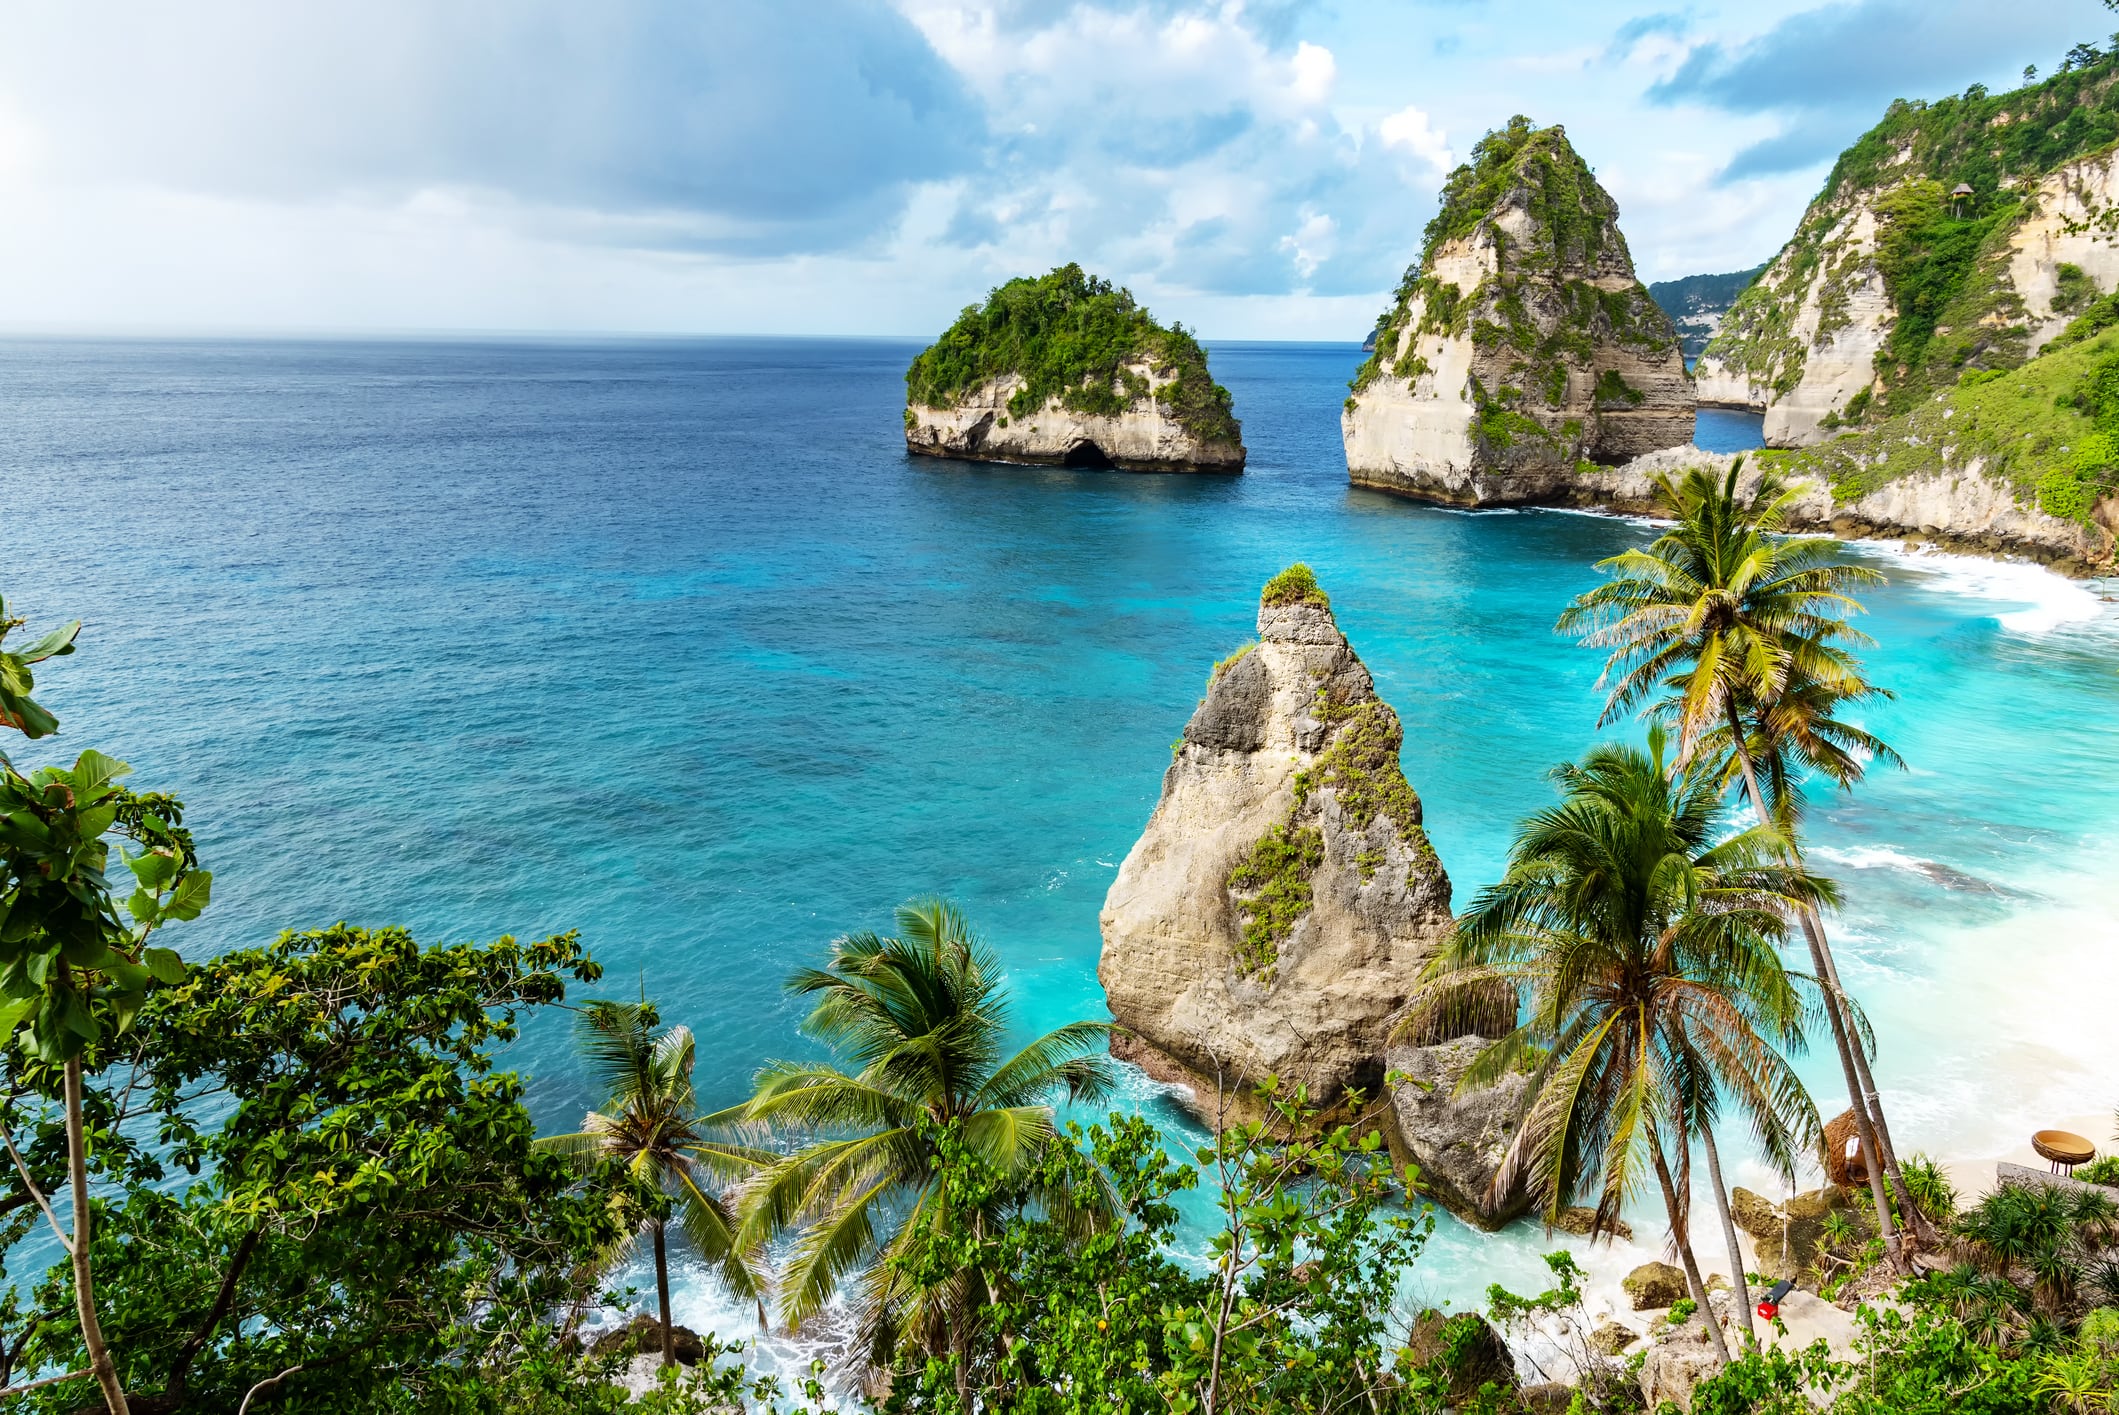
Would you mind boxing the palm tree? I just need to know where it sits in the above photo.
[1556,461,1913,1262]
[720,898,1114,1373]
[1401,734,1824,1360]
[539,1000,763,1367]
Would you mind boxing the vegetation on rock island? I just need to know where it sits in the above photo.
[3,467,2110,1415]
[904,264,1240,445]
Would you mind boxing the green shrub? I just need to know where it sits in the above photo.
[1261,562,1330,608]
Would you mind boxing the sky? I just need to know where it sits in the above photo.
[0,0,2108,340]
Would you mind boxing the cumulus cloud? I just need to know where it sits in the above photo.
[1378,106,1455,175]
[0,0,984,254]
[1647,0,2090,178]
[895,0,1447,299]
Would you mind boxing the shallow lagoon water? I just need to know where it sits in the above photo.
[4,336,2117,1367]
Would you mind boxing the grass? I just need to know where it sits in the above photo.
[1768,321,2119,530]
[905,263,1241,444]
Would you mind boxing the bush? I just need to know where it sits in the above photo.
[1261,562,1330,608]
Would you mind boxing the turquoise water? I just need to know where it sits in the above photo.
[6,336,2118,1355]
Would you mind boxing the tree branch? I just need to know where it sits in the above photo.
[0,1116,71,1255]
[0,1365,90,1396]
[164,1226,261,1406]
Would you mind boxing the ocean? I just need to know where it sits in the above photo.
[6,335,2117,1371]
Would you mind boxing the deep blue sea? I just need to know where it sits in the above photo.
[6,337,2118,1359]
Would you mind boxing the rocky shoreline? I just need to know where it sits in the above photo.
[1351,443,2117,577]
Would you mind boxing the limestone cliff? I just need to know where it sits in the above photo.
[905,264,1244,474]
[1700,58,2119,446]
[1342,117,1693,504]
[1098,567,1533,1226]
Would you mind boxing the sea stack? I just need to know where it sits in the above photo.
[1098,566,1529,1226]
[1342,116,1693,503]
[904,264,1244,473]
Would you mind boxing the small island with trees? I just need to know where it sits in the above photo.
[903,263,1245,474]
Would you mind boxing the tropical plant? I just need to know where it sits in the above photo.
[719,899,1115,1373]
[890,1088,1440,1415]
[6,924,629,1414]
[539,1001,763,1367]
[1556,462,1918,1260]
[0,597,209,1414]
[0,594,79,742]
[1400,731,1825,1360]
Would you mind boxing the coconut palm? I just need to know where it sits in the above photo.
[1401,733,1825,1359]
[1556,461,1913,1262]
[720,898,1115,1372]
[538,1000,763,1367]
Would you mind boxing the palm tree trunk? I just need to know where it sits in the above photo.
[1649,1133,1729,1364]
[1723,702,1903,1268]
[1699,1124,1755,1346]
[67,1057,129,1415]
[652,1220,674,1369]
[1794,905,1937,1247]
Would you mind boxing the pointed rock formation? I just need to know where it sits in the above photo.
[904,263,1244,474]
[1099,565,1452,1116]
[1099,567,1532,1226]
[1342,116,1693,504]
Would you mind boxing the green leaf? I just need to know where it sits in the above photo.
[144,947,186,985]
[164,870,212,922]
[128,849,179,891]
[18,621,81,664]
[68,749,129,800]
[0,997,31,1040]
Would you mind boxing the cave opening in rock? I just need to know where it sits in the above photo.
[1062,439,1114,468]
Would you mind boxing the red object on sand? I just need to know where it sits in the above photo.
[1757,1301,1779,1321]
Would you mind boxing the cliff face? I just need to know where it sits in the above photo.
[1342,117,1694,504]
[1699,59,2119,446]
[1098,567,1531,1227]
[905,264,1244,474]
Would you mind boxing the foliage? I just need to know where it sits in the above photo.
[717,899,1114,1369]
[1556,461,1886,765]
[1422,116,1612,270]
[1207,641,1256,688]
[0,595,79,743]
[1261,562,1330,608]
[886,1083,1448,1415]
[1687,1295,2043,1413]
[905,264,1241,444]
[1486,1250,1638,1404]
[7,924,634,1413]
[1402,727,1823,1367]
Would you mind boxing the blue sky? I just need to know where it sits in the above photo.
[0,1,2104,339]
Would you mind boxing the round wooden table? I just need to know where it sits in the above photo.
[2033,1129,2096,1174]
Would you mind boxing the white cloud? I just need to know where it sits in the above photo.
[1291,41,1338,104]
[1376,105,1454,177]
